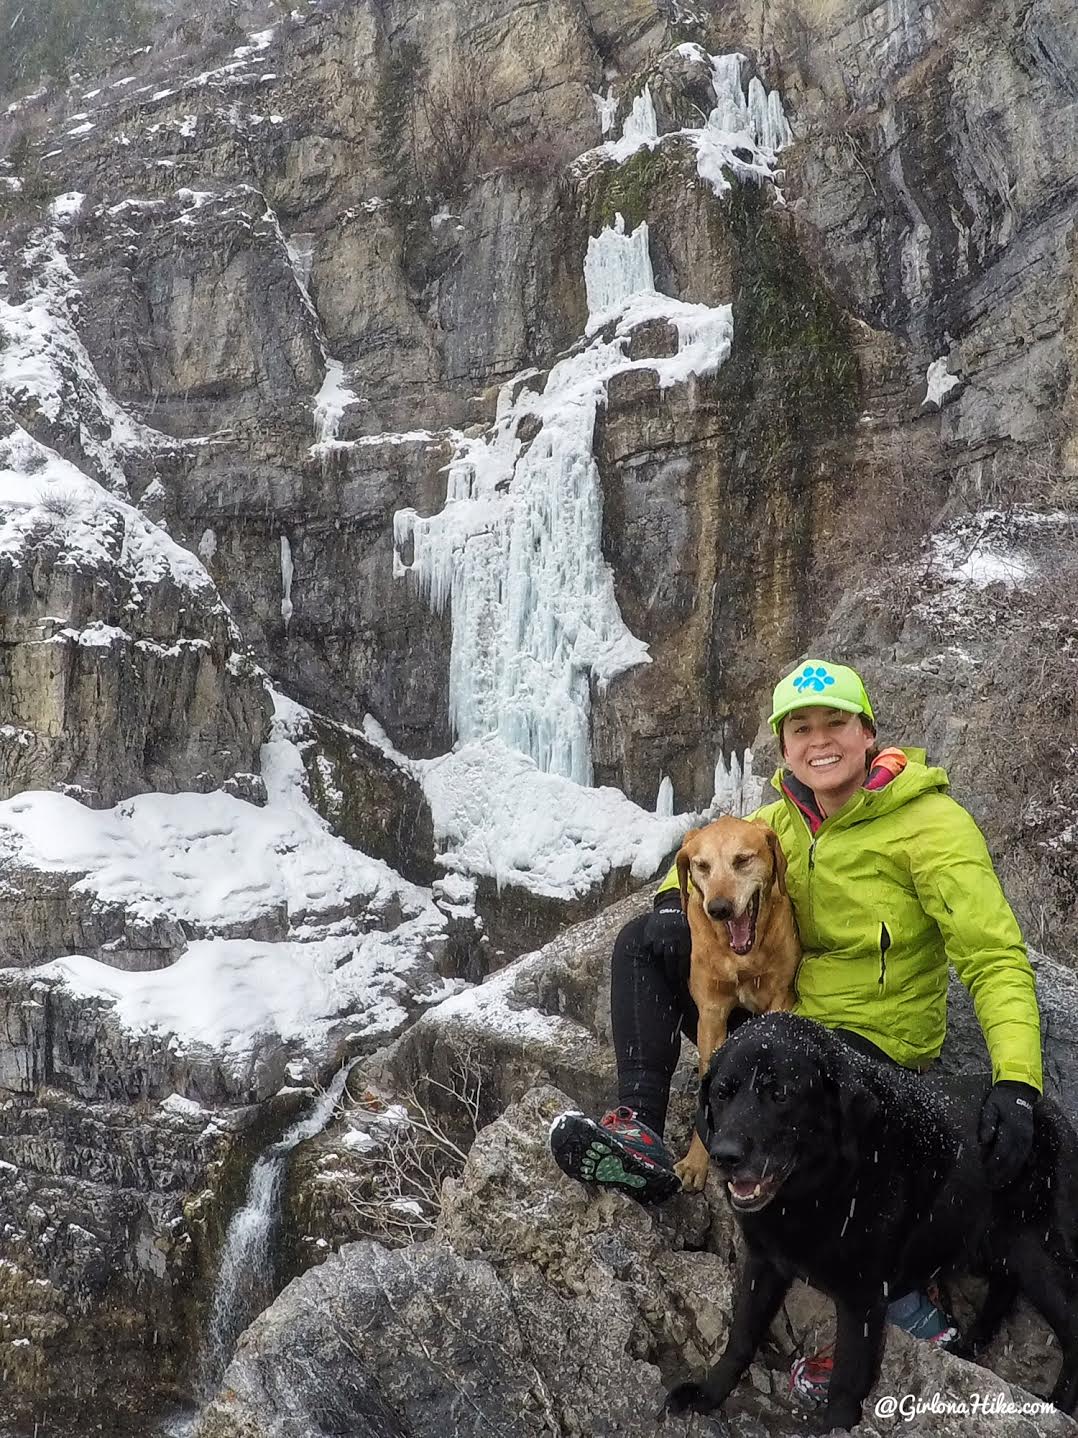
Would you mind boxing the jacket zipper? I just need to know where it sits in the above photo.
[878,922,891,987]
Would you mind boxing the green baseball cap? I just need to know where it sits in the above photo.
[769,660,876,735]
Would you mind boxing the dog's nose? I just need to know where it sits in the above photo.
[711,1133,746,1168]
[707,898,734,920]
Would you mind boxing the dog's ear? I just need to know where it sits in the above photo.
[837,1073,881,1172]
[763,826,788,896]
[675,829,701,913]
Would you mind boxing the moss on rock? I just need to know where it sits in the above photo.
[587,146,668,234]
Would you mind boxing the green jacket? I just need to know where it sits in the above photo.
[657,753,1042,1090]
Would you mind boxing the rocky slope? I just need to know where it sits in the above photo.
[0,0,1075,1431]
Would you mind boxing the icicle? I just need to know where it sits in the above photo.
[656,775,674,817]
[593,88,617,136]
[280,534,293,628]
[621,85,658,148]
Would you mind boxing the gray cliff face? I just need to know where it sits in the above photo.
[0,0,1076,1430]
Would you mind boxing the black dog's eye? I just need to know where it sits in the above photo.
[710,1083,736,1104]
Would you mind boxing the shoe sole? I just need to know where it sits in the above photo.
[550,1113,681,1204]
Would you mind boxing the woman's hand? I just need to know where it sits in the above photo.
[978,1081,1038,1188]
[643,897,691,963]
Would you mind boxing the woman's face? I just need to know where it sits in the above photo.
[781,706,876,815]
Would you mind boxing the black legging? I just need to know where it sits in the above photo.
[610,912,897,1134]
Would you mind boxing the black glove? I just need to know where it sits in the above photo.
[978,1080,1038,1189]
[642,896,691,963]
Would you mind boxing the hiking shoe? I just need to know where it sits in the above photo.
[788,1344,834,1407]
[549,1106,681,1204]
[789,1289,957,1407]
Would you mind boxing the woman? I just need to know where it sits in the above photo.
[550,659,1042,1396]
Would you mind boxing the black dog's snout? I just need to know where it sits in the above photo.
[711,1132,747,1169]
[707,898,734,920]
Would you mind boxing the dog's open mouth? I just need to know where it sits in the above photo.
[725,890,760,956]
[726,1170,786,1212]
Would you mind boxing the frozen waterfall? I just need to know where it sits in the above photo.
[394,214,733,787]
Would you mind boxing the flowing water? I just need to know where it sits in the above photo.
[199,1058,359,1396]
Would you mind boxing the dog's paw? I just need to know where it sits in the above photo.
[661,1380,718,1417]
[674,1153,710,1194]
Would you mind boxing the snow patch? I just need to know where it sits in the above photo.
[10,692,445,1063]
[49,192,85,221]
[312,359,359,446]
[0,427,215,598]
[923,357,961,408]
[0,229,170,491]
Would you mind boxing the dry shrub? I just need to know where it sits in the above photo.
[418,69,489,199]
[341,1045,485,1245]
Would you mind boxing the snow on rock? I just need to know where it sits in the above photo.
[394,216,731,788]
[6,690,447,1066]
[49,192,85,222]
[312,358,359,446]
[923,357,961,407]
[0,426,214,598]
[363,727,695,901]
[0,228,170,492]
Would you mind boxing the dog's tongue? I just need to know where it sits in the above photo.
[725,911,754,953]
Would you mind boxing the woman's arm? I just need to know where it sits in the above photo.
[907,796,1042,1092]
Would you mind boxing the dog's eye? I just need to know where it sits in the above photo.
[732,853,753,869]
[694,859,711,876]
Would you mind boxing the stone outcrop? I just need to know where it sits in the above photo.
[0,451,271,807]
[200,1080,1077,1438]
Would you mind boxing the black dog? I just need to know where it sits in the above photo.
[662,1012,1078,1432]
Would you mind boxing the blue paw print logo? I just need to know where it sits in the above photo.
[793,665,835,695]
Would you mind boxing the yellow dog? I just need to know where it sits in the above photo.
[674,816,801,1191]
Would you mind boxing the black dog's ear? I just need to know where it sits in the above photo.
[837,1073,881,1172]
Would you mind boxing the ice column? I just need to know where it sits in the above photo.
[280,534,294,628]
[656,775,675,817]
[584,213,656,327]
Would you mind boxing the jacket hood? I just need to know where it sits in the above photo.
[771,750,950,829]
